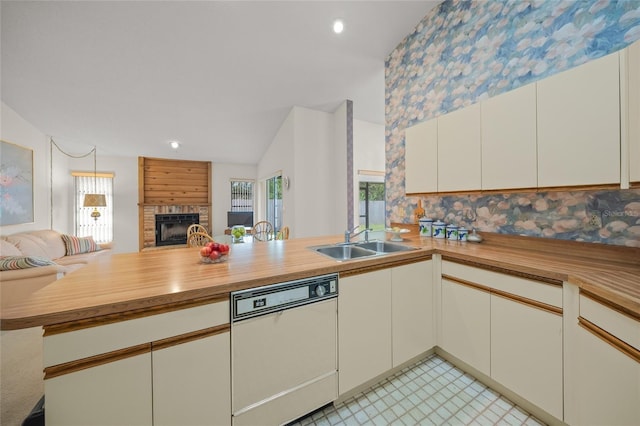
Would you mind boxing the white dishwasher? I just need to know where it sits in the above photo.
[231,274,338,426]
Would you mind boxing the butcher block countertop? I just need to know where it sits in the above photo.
[1,233,639,330]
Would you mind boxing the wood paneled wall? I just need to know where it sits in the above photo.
[138,157,212,251]
[139,157,211,205]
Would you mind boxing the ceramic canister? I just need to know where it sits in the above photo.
[419,218,433,238]
[446,224,458,240]
[458,227,468,242]
[432,221,446,239]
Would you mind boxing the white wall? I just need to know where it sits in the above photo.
[211,163,257,237]
[294,105,345,238]
[256,105,349,239]
[352,119,385,226]
[257,108,295,233]
[1,102,53,235]
[103,156,139,253]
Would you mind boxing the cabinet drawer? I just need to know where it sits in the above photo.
[579,293,640,351]
[44,301,229,367]
[442,261,561,308]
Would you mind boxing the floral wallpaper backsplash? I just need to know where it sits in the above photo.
[385,0,640,247]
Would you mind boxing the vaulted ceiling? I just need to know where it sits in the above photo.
[2,1,439,163]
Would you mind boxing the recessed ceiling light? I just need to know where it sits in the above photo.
[333,19,344,34]
[170,141,180,149]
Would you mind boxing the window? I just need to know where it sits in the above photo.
[266,175,282,232]
[73,173,113,244]
[230,179,254,211]
[359,181,385,231]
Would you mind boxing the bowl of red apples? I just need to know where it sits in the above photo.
[199,241,230,264]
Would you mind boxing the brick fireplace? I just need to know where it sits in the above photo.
[142,205,209,249]
[138,157,212,251]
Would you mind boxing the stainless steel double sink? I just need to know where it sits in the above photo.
[309,240,417,261]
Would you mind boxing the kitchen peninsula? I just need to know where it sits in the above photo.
[2,233,639,426]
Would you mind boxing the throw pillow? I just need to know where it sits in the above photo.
[61,235,101,256]
[0,256,57,271]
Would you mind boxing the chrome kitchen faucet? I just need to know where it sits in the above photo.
[344,226,372,244]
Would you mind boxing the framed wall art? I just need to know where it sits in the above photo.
[0,140,34,225]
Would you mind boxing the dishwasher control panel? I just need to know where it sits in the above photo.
[231,273,338,321]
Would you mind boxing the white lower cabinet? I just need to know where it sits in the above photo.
[573,326,640,425]
[339,260,433,396]
[440,278,491,375]
[153,332,230,426]
[392,261,434,367]
[490,295,563,420]
[339,268,392,395]
[571,294,640,425]
[44,301,231,426]
[45,352,153,426]
[440,260,564,421]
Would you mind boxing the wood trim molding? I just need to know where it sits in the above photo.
[443,258,563,287]
[442,274,563,316]
[44,343,151,380]
[339,256,432,278]
[152,324,230,351]
[442,274,492,293]
[44,324,230,379]
[406,183,620,197]
[580,289,640,322]
[44,295,228,336]
[578,316,640,364]
[630,181,640,189]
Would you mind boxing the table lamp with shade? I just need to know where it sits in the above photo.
[84,145,106,221]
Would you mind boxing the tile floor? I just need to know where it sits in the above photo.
[290,354,545,426]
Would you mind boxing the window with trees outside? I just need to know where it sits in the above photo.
[359,181,385,231]
[73,173,113,244]
[266,175,282,232]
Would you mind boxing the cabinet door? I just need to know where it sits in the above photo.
[440,278,490,375]
[574,326,640,425]
[481,83,537,190]
[45,353,152,426]
[405,120,438,193]
[626,39,640,185]
[392,261,434,367]
[537,51,620,187]
[437,103,481,192]
[491,295,563,420]
[153,332,231,426]
[339,269,392,395]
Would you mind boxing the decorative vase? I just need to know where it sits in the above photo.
[231,225,246,243]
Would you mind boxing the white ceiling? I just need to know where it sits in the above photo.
[1,1,439,164]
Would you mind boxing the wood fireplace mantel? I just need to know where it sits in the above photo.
[138,157,212,251]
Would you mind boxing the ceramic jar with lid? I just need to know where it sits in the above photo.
[419,218,433,238]
[432,220,446,239]
[458,227,468,242]
[446,224,458,240]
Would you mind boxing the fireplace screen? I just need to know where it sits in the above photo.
[155,214,199,246]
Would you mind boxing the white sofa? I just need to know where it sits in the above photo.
[0,229,111,303]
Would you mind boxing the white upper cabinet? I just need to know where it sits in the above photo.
[625,39,640,186]
[536,51,621,187]
[405,119,438,194]
[481,83,537,190]
[437,103,482,192]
